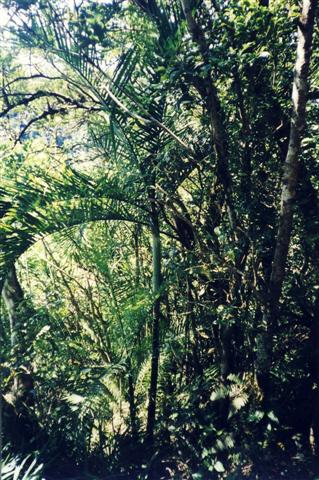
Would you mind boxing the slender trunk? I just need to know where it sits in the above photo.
[186,278,202,376]
[181,0,237,231]
[310,295,319,454]
[256,0,317,401]
[146,210,162,446]
[127,366,138,438]
[1,265,24,352]
[233,73,252,207]
[297,166,319,451]
[0,387,2,480]
[134,224,141,287]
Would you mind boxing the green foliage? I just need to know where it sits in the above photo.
[0,0,319,478]
[0,450,43,480]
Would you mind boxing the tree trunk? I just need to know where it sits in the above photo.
[134,224,141,287]
[127,365,138,438]
[297,164,319,452]
[310,294,319,454]
[187,278,202,376]
[1,266,41,450]
[256,0,317,402]
[181,0,237,231]
[146,209,162,447]
[1,265,24,352]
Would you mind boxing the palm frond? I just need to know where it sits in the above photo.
[0,167,149,288]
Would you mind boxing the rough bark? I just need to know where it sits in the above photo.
[181,0,237,231]
[256,0,317,401]
[1,265,24,351]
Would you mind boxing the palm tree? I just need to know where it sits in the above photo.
[0,0,200,446]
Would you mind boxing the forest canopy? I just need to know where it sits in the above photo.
[0,0,318,479]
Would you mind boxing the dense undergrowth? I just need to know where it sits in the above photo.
[1,0,319,478]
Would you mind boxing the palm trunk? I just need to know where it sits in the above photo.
[256,0,317,401]
[127,366,138,438]
[134,224,141,287]
[146,209,162,446]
